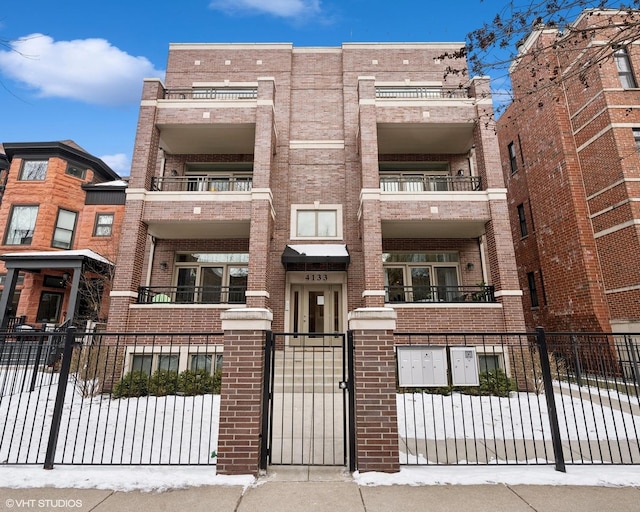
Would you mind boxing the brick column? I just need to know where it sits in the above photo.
[216,308,272,475]
[357,77,385,308]
[348,307,399,473]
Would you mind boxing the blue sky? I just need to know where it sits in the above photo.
[0,0,513,177]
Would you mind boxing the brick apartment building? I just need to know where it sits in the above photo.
[497,9,640,333]
[0,141,126,329]
[107,41,525,351]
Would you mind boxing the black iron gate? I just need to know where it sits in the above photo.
[261,332,354,468]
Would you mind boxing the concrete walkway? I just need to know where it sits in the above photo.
[1,467,639,512]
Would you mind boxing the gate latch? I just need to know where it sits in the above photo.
[338,381,348,389]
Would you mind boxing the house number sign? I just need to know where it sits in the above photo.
[305,273,328,281]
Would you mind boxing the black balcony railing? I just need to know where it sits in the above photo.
[380,175,482,192]
[375,86,470,99]
[385,285,495,304]
[150,175,252,192]
[164,87,258,100]
[138,286,247,304]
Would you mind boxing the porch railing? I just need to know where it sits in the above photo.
[164,87,258,100]
[137,285,247,304]
[150,175,252,192]
[385,285,495,304]
[375,86,470,99]
[380,175,482,192]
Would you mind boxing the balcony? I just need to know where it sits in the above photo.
[385,285,495,304]
[380,174,482,192]
[373,85,476,155]
[154,87,258,155]
[138,285,247,305]
[375,86,470,99]
[150,175,253,192]
[164,87,258,101]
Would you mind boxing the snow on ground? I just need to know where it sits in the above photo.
[1,465,639,492]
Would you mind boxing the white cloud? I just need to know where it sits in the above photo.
[0,34,164,106]
[209,0,321,19]
[100,153,130,176]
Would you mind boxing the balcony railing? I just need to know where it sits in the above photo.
[138,286,247,305]
[385,285,495,304]
[164,87,258,100]
[380,175,482,192]
[375,86,470,99]
[150,175,253,192]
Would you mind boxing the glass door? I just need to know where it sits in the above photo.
[290,284,342,346]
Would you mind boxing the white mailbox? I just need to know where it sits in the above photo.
[450,347,479,386]
[397,346,447,387]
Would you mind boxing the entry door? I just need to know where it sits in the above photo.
[291,284,342,344]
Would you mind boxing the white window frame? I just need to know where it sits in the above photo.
[124,345,223,376]
[94,213,114,237]
[291,203,343,240]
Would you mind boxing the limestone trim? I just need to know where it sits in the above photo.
[348,307,397,331]
[221,307,273,331]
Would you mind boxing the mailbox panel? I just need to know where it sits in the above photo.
[450,346,479,386]
[397,346,447,387]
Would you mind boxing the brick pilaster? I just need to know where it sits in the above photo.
[348,307,399,473]
[216,308,272,475]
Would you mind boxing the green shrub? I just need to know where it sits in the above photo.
[112,371,149,398]
[475,369,515,397]
[177,368,214,395]
[212,369,222,394]
[148,369,179,396]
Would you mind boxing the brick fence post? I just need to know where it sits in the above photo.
[348,307,399,473]
[216,308,272,475]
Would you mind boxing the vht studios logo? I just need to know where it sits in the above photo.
[5,498,83,509]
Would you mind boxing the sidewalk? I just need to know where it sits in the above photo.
[1,466,640,512]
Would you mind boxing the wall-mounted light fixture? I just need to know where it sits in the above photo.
[160,262,168,270]
[466,262,475,271]
[170,169,178,176]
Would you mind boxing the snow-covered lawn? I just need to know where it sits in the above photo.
[397,388,639,440]
[1,369,219,465]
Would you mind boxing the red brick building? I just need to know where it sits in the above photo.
[0,141,126,328]
[497,9,640,333]
[105,43,528,473]
[108,42,525,341]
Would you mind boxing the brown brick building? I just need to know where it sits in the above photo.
[108,42,525,339]
[497,9,640,333]
[0,141,126,328]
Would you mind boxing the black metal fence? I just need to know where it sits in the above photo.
[0,328,223,466]
[3,326,639,470]
[395,330,640,469]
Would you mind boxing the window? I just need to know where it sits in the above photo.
[5,205,38,245]
[131,355,153,375]
[291,204,343,239]
[527,271,539,308]
[297,210,336,237]
[52,209,78,249]
[65,161,87,180]
[507,142,518,173]
[190,353,223,373]
[614,46,637,89]
[382,252,460,302]
[174,252,248,304]
[19,160,48,181]
[129,350,223,377]
[94,213,114,236]
[478,352,504,373]
[517,203,528,237]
